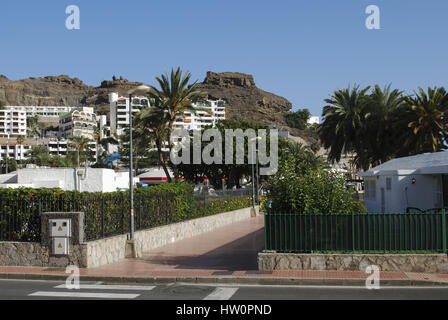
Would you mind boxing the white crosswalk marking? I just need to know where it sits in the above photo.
[28,291,139,299]
[203,287,238,300]
[53,284,156,291]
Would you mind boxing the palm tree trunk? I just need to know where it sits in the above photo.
[167,126,179,181]
[156,138,172,182]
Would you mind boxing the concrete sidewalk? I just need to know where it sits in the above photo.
[1,215,448,286]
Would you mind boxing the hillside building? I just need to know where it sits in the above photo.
[0,109,27,138]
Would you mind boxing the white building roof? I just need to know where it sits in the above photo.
[359,151,448,177]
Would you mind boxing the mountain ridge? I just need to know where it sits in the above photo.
[0,72,317,144]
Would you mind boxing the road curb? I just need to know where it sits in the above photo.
[0,272,447,287]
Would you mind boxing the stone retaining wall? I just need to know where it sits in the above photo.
[0,242,87,267]
[85,234,128,268]
[258,252,448,273]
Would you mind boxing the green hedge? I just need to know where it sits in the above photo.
[0,183,251,242]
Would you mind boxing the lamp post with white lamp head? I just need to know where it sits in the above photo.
[127,85,151,241]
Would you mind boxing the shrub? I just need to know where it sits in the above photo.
[284,109,311,130]
[266,153,362,214]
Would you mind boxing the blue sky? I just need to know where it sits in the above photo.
[1,0,447,116]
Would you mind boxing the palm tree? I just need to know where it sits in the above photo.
[137,107,172,181]
[401,87,448,154]
[69,136,91,167]
[144,67,206,181]
[361,84,405,167]
[319,85,371,170]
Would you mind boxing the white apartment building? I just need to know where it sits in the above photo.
[173,99,226,131]
[0,142,31,161]
[46,138,98,162]
[6,106,76,118]
[109,93,149,136]
[46,139,69,157]
[109,92,226,135]
[59,107,97,140]
[0,110,27,138]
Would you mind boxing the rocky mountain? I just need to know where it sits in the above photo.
[0,75,144,119]
[0,72,317,144]
[196,72,292,126]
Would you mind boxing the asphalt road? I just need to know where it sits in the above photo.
[1,279,448,300]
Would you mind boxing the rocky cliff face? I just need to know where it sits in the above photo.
[0,72,316,144]
[0,75,144,118]
[196,72,293,127]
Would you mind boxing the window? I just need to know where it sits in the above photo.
[386,178,392,191]
[365,179,376,200]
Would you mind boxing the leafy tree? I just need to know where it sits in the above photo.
[177,119,272,189]
[1,158,17,173]
[27,145,51,166]
[285,108,311,129]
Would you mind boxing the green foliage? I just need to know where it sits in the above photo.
[177,119,271,189]
[25,145,77,167]
[266,152,361,214]
[0,183,251,242]
[284,108,311,129]
[120,121,157,175]
[195,197,252,217]
[400,87,448,154]
[319,84,448,171]
[143,67,207,182]
[0,157,17,173]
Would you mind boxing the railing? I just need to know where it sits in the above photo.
[0,190,252,243]
[264,210,448,254]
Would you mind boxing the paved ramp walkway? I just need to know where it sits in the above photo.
[86,215,265,276]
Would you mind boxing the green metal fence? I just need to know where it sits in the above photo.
[264,210,448,253]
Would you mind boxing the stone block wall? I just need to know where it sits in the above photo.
[258,253,448,273]
[85,234,128,268]
[0,242,87,267]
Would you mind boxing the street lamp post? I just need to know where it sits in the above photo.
[127,85,151,241]
[250,137,261,212]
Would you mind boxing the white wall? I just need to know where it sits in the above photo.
[13,168,130,192]
[363,174,442,213]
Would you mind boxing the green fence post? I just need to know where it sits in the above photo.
[264,210,268,251]
[352,212,355,253]
[442,209,447,254]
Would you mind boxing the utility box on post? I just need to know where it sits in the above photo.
[49,219,71,255]
[41,212,84,258]
[50,219,71,237]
